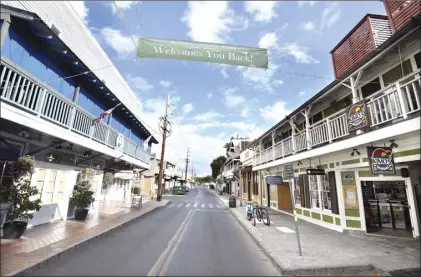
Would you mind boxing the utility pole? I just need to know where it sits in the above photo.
[157,95,172,201]
[191,160,194,183]
[184,148,190,183]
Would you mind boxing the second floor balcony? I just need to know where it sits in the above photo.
[254,69,420,167]
[0,59,151,165]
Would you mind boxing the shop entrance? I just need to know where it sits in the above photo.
[361,180,413,238]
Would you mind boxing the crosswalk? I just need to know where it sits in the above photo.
[167,203,224,210]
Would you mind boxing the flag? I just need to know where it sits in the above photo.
[143,135,152,150]
[94,103,121,124]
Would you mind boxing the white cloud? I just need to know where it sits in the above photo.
[321,2,341,29]
[258,32,278,49]
[278,43,319,64]
[302,21,315,31]
[181,1,248,44]
[70,1,89,24]
[109,1,138,13]
[220,68,229,79]
[274,79,284,86]
[182,103,194,115]
[223,88,246,108]
[299,91,306,96]
[260,101,291,122]
[127,74,153,92]
[237,62,279,92]
[241,107,250,118]
[160,80,171,88]
[193,111,221,121]
[99,27,134,57]
[217,132,225,138]
[298,1,316,7]
[244,1,278,23]
[207,93,213,99]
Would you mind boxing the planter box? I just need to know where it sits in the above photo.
[0,203,11,237]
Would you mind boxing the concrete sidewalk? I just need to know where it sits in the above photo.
[0,198,171,276]
[212,189,420,276]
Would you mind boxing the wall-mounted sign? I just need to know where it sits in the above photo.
[266,176,283,185]
[367,146,395,174]
[283,164,294,179]
[347,100,369,132]
[306,168,325,175]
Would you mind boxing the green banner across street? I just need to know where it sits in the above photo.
[137,37,268,69]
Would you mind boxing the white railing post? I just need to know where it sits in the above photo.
[291,128,296,154]
[326,118,333,143]
[281,141,285,157]
[271,131,275,162]
[259,141,262,165]
[105,127,110,146]
[68,107,76,130]
[36,89,47,116]
[89,124,95,138]
[395,82,408,119]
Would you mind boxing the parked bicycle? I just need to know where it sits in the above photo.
[246,202,270,226]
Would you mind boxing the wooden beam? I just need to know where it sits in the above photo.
[26,140,64,156]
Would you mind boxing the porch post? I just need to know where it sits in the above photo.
[301,107,312,150]
[0,13,11,48]
[291,117,296,154]
[271,131,275,161]
[350,74,364,135]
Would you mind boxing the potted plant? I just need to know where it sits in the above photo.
[81,168,96,181]
[103,172,114,187]
[70,180,95,221]
[1,156,41,239]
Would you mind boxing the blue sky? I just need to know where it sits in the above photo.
[73,1,386,176]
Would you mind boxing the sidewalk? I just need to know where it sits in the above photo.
[212,190,420,276]
[0,198,170,276]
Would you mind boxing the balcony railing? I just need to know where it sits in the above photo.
[253,69,420,166]
[0,59,151,165]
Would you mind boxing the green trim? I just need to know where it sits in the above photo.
[345,209,360,217]
[341,171,356,186]
[322,215,333,224]
[362,157,369,163]
[342,159,360,165]
[335,218,341,225]
[319,164,328,169]
[303,210,310,217]
[346,220,361,228]
[329,163,335,168]
[296,208,302,215]
[359,170,374,177]
[311,212,321,220]
[294,169,299,173]
[300,168,306,172]
[393,148,421,158]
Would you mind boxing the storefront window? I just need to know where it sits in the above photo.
[35,169,46,200]
[294,176,301,206]
[54,172,66,202]
[42,170,57,204]
[320,175,331,211]
[309,175,320,209]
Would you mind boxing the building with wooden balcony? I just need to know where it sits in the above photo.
[0,3,158,227]
[249,9,420,239]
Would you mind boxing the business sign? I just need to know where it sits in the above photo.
[137,37,268,69]
[367,146,395,174]
[347,100,369,132]
[306,168,326,175]
[284,164,294,179]
[266,176,283,185]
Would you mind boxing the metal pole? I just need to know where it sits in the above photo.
[239,166,243,207]
[289,178,302,256]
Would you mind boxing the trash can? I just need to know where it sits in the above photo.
[229,196,236,208]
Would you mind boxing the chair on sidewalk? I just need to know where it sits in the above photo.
[130,195,142,209]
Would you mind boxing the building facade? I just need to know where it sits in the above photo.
[0,3,158,227]
[250,4,420,239]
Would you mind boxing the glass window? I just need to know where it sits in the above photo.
[294,176,301,206]
[415,52,421,69]
[309,175,320,209]
[382,59,413,86]
[320,174,331,211]
[311,111,323,124]
[54,172,66,202]
[42,170,57,204]
[35,169,46,200]
[361,77,381,98]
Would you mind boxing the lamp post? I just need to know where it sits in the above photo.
[239,164,243,207]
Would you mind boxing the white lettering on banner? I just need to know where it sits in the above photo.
[153,46,255,62]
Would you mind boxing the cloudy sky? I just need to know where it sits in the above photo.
[72,1,386,176]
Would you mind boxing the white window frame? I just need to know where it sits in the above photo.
[306,174,332,213]
[292,176,302,208]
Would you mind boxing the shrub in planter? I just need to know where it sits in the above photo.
[103,172,114,187]
[1,156,41,239]
[132,187,140,195]
[70,180,95,221]
[81,168,96,182]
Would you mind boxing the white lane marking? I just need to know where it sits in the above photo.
[209,204,213,209]
[201,204,205,208]
[195,209,228,213]
[177,204,183,208]
[147,209,194,276]
[185,203,191,208]
[276,227,295,233]
[168,204,174,208]
[193,203,198,208]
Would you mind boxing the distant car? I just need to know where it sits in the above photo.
[172,186,186,195]
[210,185,215,190]
[185,186,189,192]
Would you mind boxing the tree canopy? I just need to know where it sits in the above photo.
[195,175,214,184]
[210,155,226,179]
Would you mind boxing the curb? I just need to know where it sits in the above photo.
[210,190,384,276]
[7,200,172,277]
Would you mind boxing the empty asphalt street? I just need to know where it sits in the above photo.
[30,186,281,276]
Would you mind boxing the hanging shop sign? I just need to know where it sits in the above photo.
[137,37,268,69]
[347,100,370,132]
[367,146,395,174]
[266,176,283,185]
[306,168,325,175]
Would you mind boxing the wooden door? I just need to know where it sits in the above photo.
[277,183,293,210]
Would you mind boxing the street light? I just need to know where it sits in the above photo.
[239,164,243,207]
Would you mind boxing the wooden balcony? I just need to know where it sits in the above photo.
[0,59,151,165]
[254,69,421,166]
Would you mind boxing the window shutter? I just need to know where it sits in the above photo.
[299,175,305,207]
[328,171,339,215]
[301,174,311,209]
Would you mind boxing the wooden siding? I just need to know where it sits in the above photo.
[331,15,383,79]
[369,17,393,47]
[384,0,421,32]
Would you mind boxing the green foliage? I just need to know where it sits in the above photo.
[81,168,96,181]
[132,187,140,195]
[103,172,114,186]
[195,175,214,184]
[1,156,41,221]
[210,155,226,179]
[70,180,95,208]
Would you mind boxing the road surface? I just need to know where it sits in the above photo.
[31,187,280,276]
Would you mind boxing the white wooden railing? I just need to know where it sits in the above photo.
[0,59,151,165]
[253,69,420,166]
